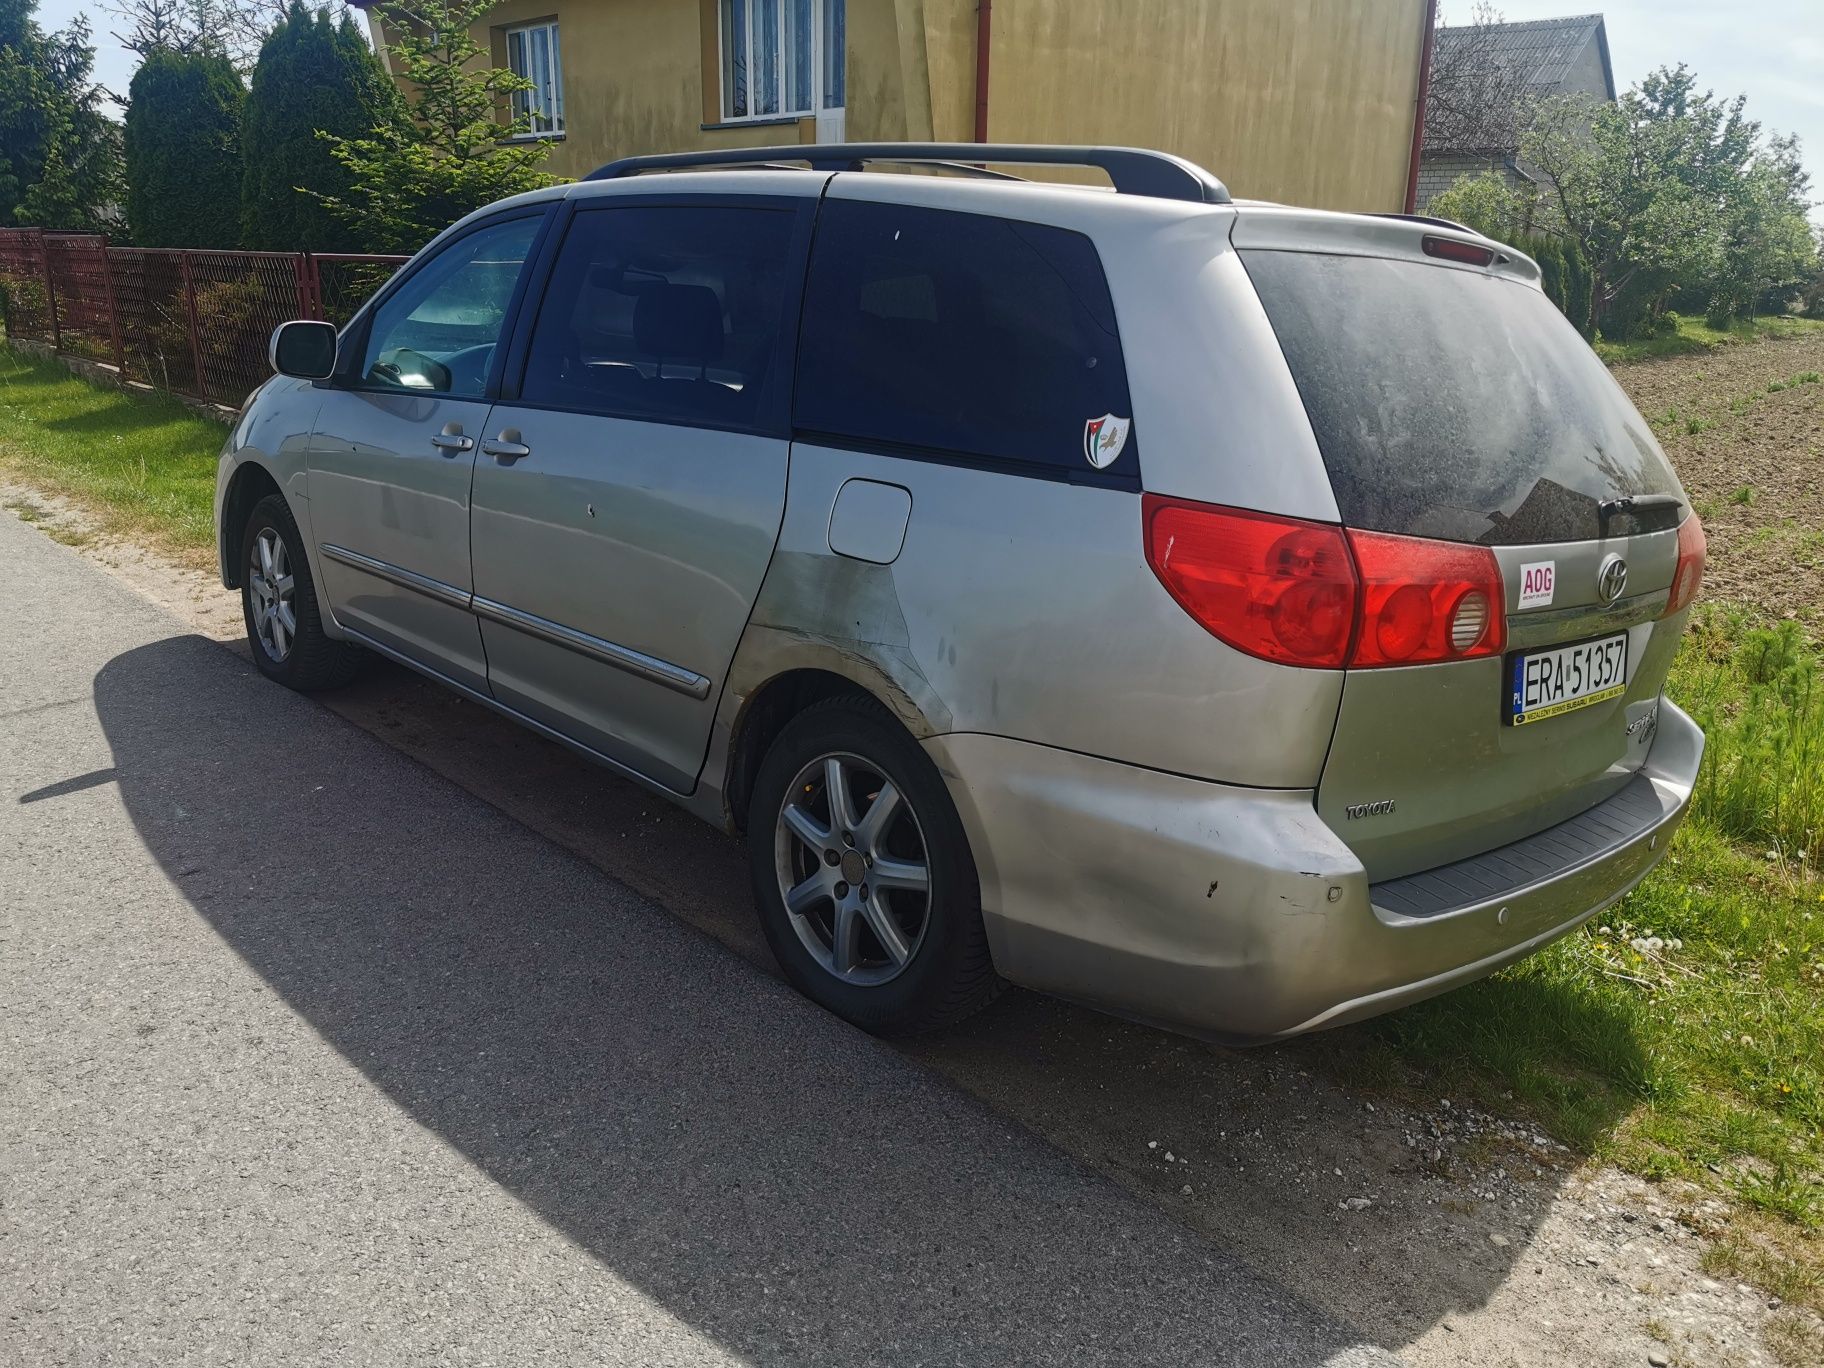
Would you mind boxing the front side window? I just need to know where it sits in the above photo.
[506,20,564,135]
[360,216,541,396]
[518,204,798,429]
[794,200,1138,477]
[721,0,841,119]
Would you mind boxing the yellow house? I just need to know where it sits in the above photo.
[362,0,1434,212]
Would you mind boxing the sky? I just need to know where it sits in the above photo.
[30,0,1824,224]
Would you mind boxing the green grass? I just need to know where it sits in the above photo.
[1594,314,1824,365]
[0,344,222,565]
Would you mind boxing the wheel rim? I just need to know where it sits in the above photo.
[247,527,297,663]
[774,751,933,986]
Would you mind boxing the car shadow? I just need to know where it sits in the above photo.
[305,657,1651,1351]
[88,634,1393,1367]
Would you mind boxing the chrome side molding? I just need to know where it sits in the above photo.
[319,542,711,701]
[319,543,472,611]
[471,596,711,699]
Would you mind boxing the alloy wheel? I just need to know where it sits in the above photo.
[773,751,933,985]
[247,527,297,663]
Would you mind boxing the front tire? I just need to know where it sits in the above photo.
[239,493,362,691]
[747,695,1000,1035]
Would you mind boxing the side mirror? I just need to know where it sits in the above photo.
[269,320,339,380]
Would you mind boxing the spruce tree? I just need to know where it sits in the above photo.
[125,46,246,247]
[240,3,402,251]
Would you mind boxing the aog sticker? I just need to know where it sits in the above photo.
[1518,560,1555,609]
[1083,413,1131,469]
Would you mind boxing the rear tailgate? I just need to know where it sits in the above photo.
[1234,212,1697,881]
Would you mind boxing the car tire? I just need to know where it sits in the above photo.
[747,694,1001,1036]
[239,492,362,692]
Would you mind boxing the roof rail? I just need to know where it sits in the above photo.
[584,143,1232,205]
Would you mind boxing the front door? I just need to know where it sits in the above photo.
[307,212,545,692]
[469,196,811,792]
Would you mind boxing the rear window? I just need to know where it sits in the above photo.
[1242,251,1680,545]
[795,199,1137,480]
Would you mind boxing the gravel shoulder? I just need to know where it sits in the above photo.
[8,377,1819,1368]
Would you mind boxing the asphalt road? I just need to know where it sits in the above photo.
[0,509,1400,1365]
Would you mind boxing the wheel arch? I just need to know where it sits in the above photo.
[219,460,285,590]
[719,642,950,836]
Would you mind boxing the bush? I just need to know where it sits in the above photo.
[240,3,404,252]
[1428,170,1532,241]
[125,48,245,248]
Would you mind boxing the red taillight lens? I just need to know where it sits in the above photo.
[1142,496,1507,669]
[1347,528,1506,666]
[1143,496,1355,667]
[1666,513,1706,616]
[1422,234,1496,266]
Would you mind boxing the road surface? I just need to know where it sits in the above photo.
[0,507,1397,1366]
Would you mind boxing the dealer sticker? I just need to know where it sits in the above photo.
[1517,560,1556,610]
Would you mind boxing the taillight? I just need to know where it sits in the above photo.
[1143,497,1355,667]
[1666,513,1706,616]
[1347,528,1506,666]
[1142,496,1506,669]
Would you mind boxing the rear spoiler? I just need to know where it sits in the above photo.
[1228,205,1541,288]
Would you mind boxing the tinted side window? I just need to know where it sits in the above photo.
[795,200,1137,477]
[360,215,541,397]
[519,204,797,429]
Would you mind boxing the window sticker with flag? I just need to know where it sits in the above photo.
[1083,413,1131,469]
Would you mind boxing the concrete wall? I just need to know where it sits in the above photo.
[377,0,1426,210]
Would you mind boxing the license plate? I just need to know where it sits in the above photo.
[1508,633,1629,726]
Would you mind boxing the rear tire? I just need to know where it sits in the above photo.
[239,493,362,692]
[747,695,1001,1035]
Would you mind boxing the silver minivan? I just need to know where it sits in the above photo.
[218,143,1706,1040]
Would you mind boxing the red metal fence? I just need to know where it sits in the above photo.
[0,228,407,408]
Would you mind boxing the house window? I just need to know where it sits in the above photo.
[720,0,842,120]
[506,20,564,135]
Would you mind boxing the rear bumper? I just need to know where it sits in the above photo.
[926,699,1703,1041]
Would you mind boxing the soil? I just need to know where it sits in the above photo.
[1617,333,1824,631]
[6,337,1824,1368]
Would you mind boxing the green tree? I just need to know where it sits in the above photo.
[240,3,402,250]
[1707,134,1817,323]
[124,46,245,246]
[1524,65,1816,338]
[313,0,562,254]
[1,1,123,231]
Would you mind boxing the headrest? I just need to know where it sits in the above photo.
[634,283,723,363]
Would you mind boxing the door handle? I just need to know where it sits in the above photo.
[430,424,473,455]
[481,429,531,464]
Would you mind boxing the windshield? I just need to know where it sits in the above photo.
[1241,251,1682,545]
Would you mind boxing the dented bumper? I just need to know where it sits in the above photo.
[925,699,1703,1041]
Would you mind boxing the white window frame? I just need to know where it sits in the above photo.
[718,0,842,124]
[505,19,565,137]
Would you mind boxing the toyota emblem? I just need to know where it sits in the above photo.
[1596,553,1629,603]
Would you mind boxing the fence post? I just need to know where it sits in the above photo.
[98,235,126,376]
[178,253,207,401]
[295,253,312,320]
[37,231,62,353]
